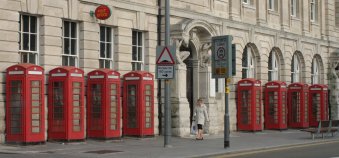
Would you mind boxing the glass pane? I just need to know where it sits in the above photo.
[32,94,40,100]
[100,43,105,58]
[73,126,80,132]
[32,81,40,86]
[132,31,137,45]
[71,39,77,55]
[111,84,116,89]
[106,43,111,58]
[71,22,76,38]
[73,101,79,106]
[73,82,81,88]
[32,127,40,133]
[132,46,137,60]
[105,60,111,68]
[111,101,116,107]
[32,107,39,113]
[23,15,29,32]
[106,28,111,42]
[30,16,37,33]
[62,56,68,66]
[138,32,142,46]
[64,38,70,54]
[138,47,143,61]
[32,101,39,107]
[100,26,105,41]
[69,56,76,66]
[29,53,36,64]
[64,21,69,37]
[23,33,29,50]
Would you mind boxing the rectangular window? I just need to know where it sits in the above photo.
[269,0,274,10]
[99,26,113,68]
[132,31,144,71]
[291,0,298,17]
[310,0,317,22]
[62,21,78,67]
[19,14,38,64]
[268,0,278,11]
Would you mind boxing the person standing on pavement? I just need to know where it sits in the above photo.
[193,98,209,140]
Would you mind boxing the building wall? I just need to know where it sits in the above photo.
[0,0,339,142]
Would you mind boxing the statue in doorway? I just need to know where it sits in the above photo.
[175,34,190,65]
[200,43,212,67]
[329,61,339,119]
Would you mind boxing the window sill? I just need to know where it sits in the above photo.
[268,10,279,16]
[242,3,256,10]
[291,16,301,21]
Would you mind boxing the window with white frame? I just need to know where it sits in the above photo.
[268,50,279,81]
[268,0,278,11]
[62,21,78,67]
[132,30,144,71]
[243,0,249,4]
[19,14,39,64]
[291,0,298,17]
[311,58,319,84]
[310,0,318,22]
[291,54,300,83]
[99,26,113,68]
[242,46,256,79]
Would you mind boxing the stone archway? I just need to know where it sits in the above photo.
[170,20,219,136]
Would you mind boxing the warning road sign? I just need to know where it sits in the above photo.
[156,47,175,65]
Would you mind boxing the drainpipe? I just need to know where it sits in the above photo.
[157,0,163,135]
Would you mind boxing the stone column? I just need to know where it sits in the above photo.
[170,64,190,137]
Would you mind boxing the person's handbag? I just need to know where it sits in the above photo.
[191,121,196,135]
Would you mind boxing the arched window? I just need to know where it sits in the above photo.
[291,54,300,83]
[268,50,279,81]
[311,57,319,84]
[242,46,256,79]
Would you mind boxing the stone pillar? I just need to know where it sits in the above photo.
[170,64,190,137]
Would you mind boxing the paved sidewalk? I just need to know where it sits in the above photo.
[0,129,338,158]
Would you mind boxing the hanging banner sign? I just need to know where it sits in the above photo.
[95,5,111,20]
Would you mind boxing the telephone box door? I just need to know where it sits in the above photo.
[123,71,154,137]
[309,84,329,127]
[288,83,309,128]
[237,79,262,131]
[264,81,287,130]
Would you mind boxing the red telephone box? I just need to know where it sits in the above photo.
[48,66,85,141]
[308,84,329,127]
[5,64,45,143]
[287,83,309,128]
[264,81,287,130]
[87,69,121,139]
[123,71,154,137]
[237,79,262,131]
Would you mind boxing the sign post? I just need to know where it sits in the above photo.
[211,35,233,148]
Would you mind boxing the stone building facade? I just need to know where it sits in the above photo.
[1,0,339,143]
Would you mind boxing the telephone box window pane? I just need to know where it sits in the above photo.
[10,80,22,134]
[32,94,40,100]
[73,126,80,132]
[32,101,39,107]
[53,82,64,123]
[127,85,137,128]
[32,127,40,133]
[111,89,116,95]
[111,107,116,112]
[111,113,116,118]
[111,102,116,107]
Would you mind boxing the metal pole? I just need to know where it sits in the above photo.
[164,0,172,148]
[224,78,230,148]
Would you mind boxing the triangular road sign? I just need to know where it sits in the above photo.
[156,47,175,65]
